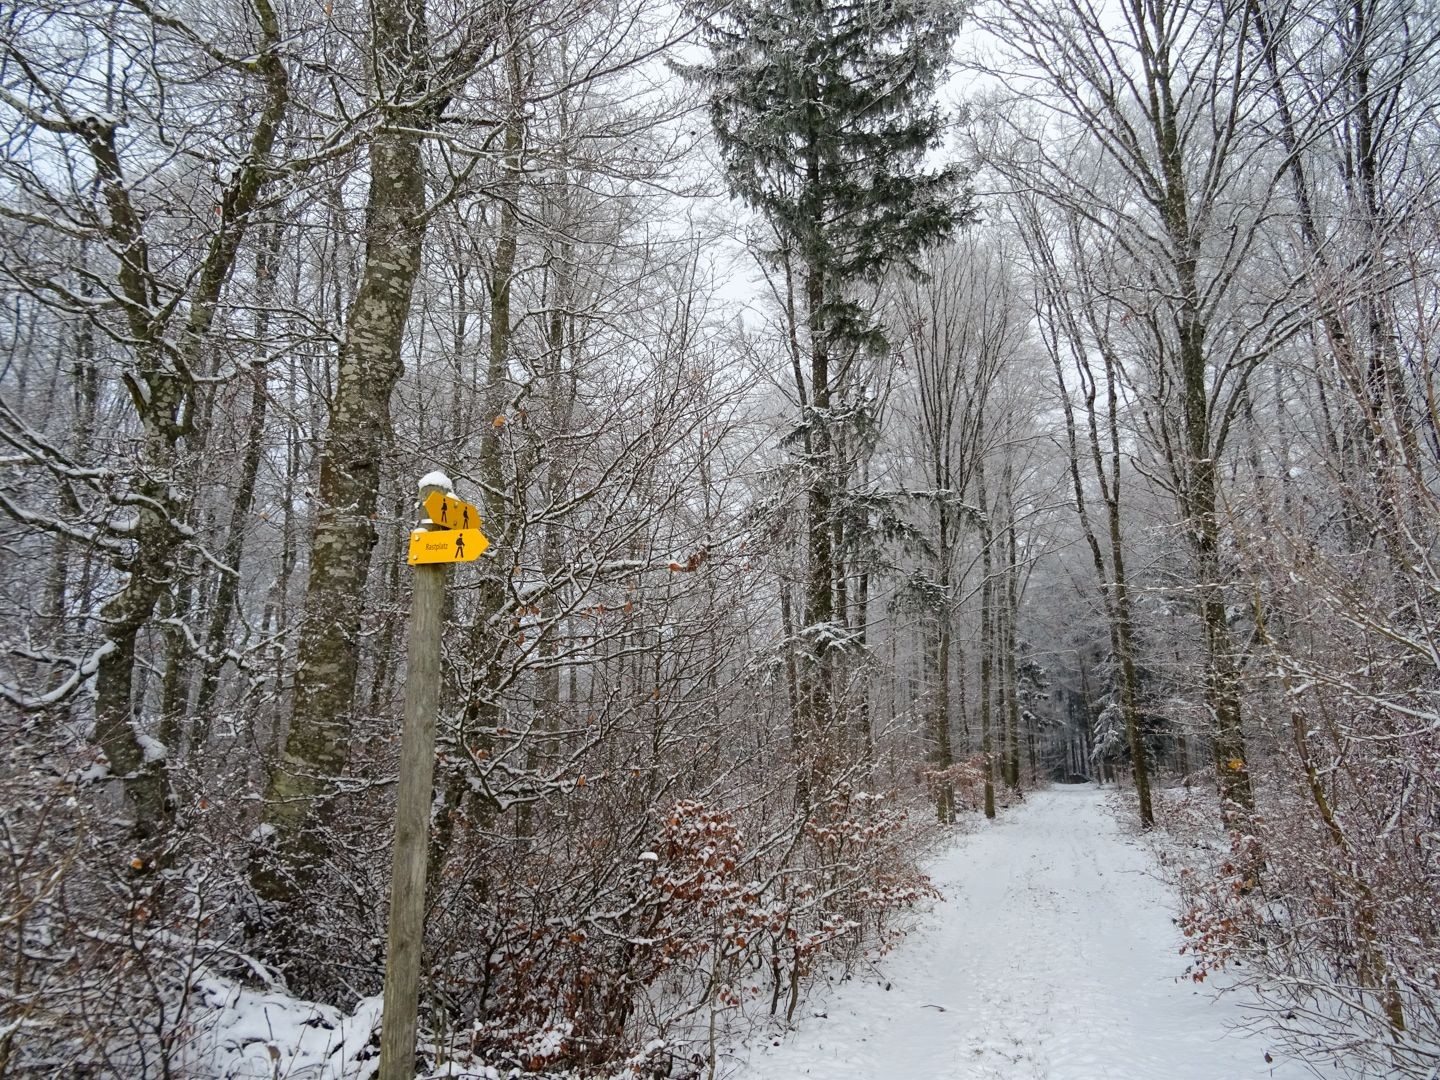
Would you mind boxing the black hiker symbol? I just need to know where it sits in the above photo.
[454,532,466,559]
[462,506,470,529]
[439,502,449,525]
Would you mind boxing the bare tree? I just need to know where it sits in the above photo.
[977,0,1304,822]
[1017,197,1155,827]
[892,237,1024,819]
[0,0,289,841]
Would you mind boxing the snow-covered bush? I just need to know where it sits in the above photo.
[0,761,276,1076]
[1168,581,1440,1079]
[421,784,939,1075]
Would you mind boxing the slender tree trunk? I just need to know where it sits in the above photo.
[267,413,301,723]
[977,456,996,820]
[931,498,956,820]
[855,565,872,760]
[1002,466,1021,791]
[454,35,523,774]
[196,225,285,728]
[1158,85,1253,820]
[367,491,411,719]
[803,261,834,790]
[1034,227,1156,826]
[435,41,532,876]
[934,613,955,822]
[954,635,969,749]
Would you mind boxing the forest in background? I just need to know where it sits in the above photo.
[1,0,1438,1073]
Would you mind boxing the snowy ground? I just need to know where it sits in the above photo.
[178,978,383,1079]
[726,784,1319,1080]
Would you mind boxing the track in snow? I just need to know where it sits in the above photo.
[728,785,1313,1080]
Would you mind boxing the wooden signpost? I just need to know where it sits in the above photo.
[379,475,488,1080]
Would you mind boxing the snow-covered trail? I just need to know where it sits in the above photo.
[729,785,1311,1080]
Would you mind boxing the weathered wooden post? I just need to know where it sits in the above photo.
[378,473,486,1080]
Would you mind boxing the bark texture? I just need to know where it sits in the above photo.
[255,0,432,903]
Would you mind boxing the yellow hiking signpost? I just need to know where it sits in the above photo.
[407,526,488,564]
[407,490,489,564]
[424,489,480,532]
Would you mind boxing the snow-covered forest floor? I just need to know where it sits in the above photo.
[727,785,1319,1080]
[175,784,1336,1080]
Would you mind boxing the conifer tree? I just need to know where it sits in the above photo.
[684,0,970,779]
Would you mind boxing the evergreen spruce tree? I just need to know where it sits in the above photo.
[683,0,971,785]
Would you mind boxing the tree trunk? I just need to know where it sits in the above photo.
[1157,64,1253,821]
[977,455,996,820]
[255,0,431,904]
[196,225,285,728]
[434,44,528,874]
[1002,465,1021,791]
[803,259,834,790]
[933,614,955,822]
[931,493,956,821]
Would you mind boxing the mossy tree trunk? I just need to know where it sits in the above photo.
[255,0,433,904]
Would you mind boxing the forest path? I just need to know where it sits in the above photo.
[727,785,1313,1080]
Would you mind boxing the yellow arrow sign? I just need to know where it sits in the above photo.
[408,528,488,565]
[423,490,481,532]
